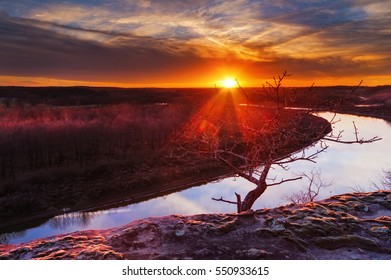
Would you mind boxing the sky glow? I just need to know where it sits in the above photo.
[0,0,390,87]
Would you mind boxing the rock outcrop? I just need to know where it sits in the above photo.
[1,191,390,260]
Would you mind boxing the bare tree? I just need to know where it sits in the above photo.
[369,169,391,191]
[351,169,391,193]
[264,70,291,108]
[381,170,391,189]
[173,72,381,212]
[282,169,333,204]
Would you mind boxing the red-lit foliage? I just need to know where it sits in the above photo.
[0,103,189,180]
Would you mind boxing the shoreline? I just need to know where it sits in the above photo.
[0,162,232,234]
[0,106,388,238]
[2,190,390,259]
[334,109,391,122]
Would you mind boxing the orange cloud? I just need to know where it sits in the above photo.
[0,1,391,87]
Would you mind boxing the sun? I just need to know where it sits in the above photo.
[222,78,237,88]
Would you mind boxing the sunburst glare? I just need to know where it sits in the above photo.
[222,78,237,88]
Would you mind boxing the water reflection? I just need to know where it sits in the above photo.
[48,212,99,230]
[0,230,26,244]
[2,113,391,244]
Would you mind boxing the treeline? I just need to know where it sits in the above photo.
[0,86,213,107]
[0,103,191,180]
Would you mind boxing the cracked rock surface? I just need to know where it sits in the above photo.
[1,191,390,260]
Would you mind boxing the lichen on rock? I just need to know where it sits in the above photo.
[1,191,390,260]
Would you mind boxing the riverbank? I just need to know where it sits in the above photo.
[0,158,230,232]
[335,108,391,122]
[1,191,390,259]
[0,108,330,234]
[1,86,389,240]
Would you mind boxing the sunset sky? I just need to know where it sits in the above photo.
[0,0,390,87]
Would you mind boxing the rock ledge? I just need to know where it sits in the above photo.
[1,191,390,260]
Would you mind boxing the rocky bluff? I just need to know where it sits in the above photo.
[1,191,390,260]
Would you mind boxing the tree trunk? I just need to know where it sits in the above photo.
[240,181,268,212]
[239,162,271,212]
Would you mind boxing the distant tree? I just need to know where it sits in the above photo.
[382,170,391,189]
[282,169,333,205]
[369,169,391,191]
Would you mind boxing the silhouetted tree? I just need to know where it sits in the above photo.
[282,169,333,204]
[174,72,381,212]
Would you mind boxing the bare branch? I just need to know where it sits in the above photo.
[236,79,250,105]
[353,121,360,142]
[275,144,329,165]
[215,153,259,186]
[308,82,315,91]
[265,70,292,108]
[282,169,332,204]
[324,135,382,144]
[267,176,302,187]
[212,196,238,205]
[323,119,381,144]
[350,80,363,94]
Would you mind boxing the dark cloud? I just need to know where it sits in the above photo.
[0,0,390,85]
[0,12,207,83]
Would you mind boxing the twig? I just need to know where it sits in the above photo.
[324,136,382,144]
[236,79,250,106]
[267,176,302,187]
[350,80,363,94]
[212,196,238,205]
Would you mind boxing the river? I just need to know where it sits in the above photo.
[2,112,391,244]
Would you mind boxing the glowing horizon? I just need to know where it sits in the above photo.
[1,74,389,88]
[1,1,391,87]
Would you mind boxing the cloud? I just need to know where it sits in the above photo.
[0,0,391,85]
[0,12,200,82]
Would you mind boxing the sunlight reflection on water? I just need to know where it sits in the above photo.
[4,113,391,244]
